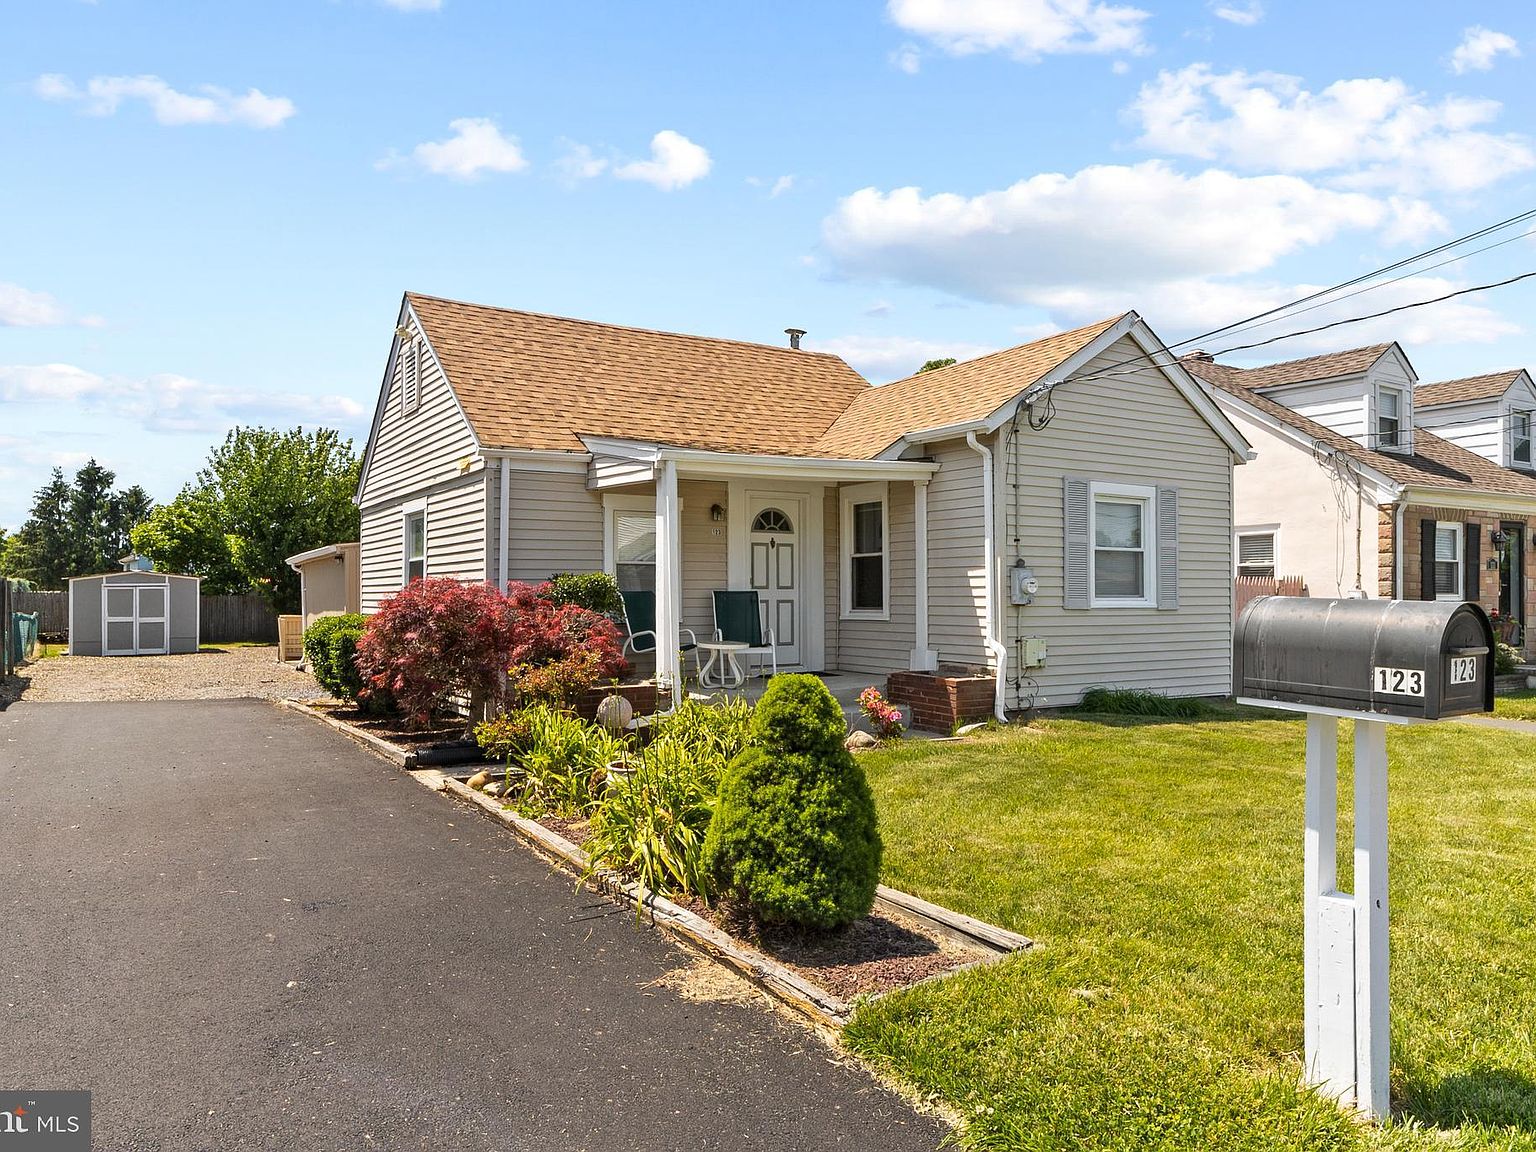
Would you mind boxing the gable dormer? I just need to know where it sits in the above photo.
[1415,369,1536,473]
[1241,343,1416,455]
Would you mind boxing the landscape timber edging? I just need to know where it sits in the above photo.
[280,698,415,766]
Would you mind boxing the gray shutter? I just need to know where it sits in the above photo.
[1156,487,1179,610]
[1463,522,1480,602]
[1064,477,1090,610]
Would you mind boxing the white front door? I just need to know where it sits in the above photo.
[103,585,169,656]
[748,497,801,667]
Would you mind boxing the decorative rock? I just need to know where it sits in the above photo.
[595,693,635,731]
[844,730,878,751]
[484,782,502,796]
[466,770,490,790]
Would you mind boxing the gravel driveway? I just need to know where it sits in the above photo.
[6,645,327,703]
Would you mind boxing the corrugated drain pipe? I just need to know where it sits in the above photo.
[965,431,1010,723]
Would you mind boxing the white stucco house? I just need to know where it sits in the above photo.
[353,292,1253,716]
[1184,345,1536,658]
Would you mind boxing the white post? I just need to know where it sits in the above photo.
[655,458,682,708]
[1303,712,1338,1083]
[910,478,937,671]
[1353,718,1391,1120]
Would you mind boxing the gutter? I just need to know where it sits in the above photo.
[964,432,1009,723]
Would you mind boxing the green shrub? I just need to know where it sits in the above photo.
[586,739,719,901]
[703,674,880,930]
[545,571,624,617]
[648,697,754,764]
[1495,641,1521,676]
[303,614,369,701]
[1076,686,1217,719]
[474,708,538,763]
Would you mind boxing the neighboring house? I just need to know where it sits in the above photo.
[1414,370,1536,474]
[1184,347,1536,657]
[354,293,1252,712]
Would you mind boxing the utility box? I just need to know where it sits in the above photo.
[1020,637,1047,668]
[1235,597,1493,721]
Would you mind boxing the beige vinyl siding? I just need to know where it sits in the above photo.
[679,480,728,642]
[1003,335,1235,708]
[832,481,916,675]
[359,473,489,612]
[925,442,990,667]
[490,466,605,585]
[357,317,480,510]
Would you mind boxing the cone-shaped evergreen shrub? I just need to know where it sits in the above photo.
[703,674,881,929]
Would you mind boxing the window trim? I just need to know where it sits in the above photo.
[1089,481,1156,609]
[1375,385,1406,452]
[1234,526,1280,579]
[1512,409,1532,468]
[1433,520,1464,601]
[840,481,890,621]
[402,503,428,585]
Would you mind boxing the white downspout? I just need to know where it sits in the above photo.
[1393,498,1405,600]
[965,432,1009,723]
[498,458,511,593]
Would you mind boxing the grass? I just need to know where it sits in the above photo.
[1494,689,1536,722]
[848,711,1536,1151]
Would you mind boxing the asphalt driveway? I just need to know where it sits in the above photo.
[0,699,946,1151]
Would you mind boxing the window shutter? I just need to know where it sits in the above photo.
[1464,522,1480,601]
[1064,477,1090,610]
[1156,487,1179,610]
[1419,519,1436,601]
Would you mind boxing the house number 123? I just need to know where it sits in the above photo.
[1372,666,1424,696]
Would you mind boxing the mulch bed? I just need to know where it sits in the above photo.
[308,701,471,749]
[529,812,985,1002]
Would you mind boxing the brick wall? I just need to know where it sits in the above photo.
[886,668,996,732]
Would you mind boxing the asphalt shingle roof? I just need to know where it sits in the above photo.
[1414,370,1525,408]
[1184,356,1536,498]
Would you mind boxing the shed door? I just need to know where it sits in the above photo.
[103,585,170,656]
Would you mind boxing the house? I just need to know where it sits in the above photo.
[1414,370,1536,474]
[354,293,1252,716]
[1183,346,1536,657]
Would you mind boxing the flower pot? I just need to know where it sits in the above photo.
[606,759,637,789]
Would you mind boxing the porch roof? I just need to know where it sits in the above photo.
[578,435,940,488]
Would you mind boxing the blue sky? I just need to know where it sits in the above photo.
[4,0,1535,528]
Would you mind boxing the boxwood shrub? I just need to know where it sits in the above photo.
[703,674,881,930]
[302,614,369,702]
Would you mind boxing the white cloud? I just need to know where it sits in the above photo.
[386,117,528,180]
[887,0,1150,61]
[1130,64,1535,193]
[822,161,1391,305]
[806,334,995,382]
[0,364,365,435]
[864,300,896,318]
[1450,26,1520,74]
[770,174,795,197]
[554,139,608,182]
[891,43,923,73]
[0,283,69,327]
[1211,0,1262,25]
[613,130,712,191]
[35,73,295,128]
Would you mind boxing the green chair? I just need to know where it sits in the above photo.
[711,590,778,678]
[619,589,698,675]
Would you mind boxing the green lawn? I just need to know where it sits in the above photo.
[849,712,1536,1151]
[1495,689,1536,722]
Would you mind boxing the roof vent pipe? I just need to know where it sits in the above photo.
[785,328,806,350]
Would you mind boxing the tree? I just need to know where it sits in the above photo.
[67,459,120,576]
[2,469,74,587]
[917,357,956,374]
[111,485,156,558]
[132,426,360,612]
[131,486,245,593]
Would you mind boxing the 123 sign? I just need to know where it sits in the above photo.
[1373,666,1425,696]
[1449,655,1478,685]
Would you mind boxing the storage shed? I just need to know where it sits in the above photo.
[285,542,362,629]
[68,571,201,656]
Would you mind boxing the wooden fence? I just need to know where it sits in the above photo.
[1235,574,1308,619]
[6,589,278,645]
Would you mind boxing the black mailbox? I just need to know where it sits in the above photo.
[1235,597,1494,720]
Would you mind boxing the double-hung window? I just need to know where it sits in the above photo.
[404,511,426,583]
[612,509,657,593]
[1513,410,1532,468]
[1377,387,1403,449]
[841,482,889,618]
[1091,483,1155,606]
[1236,531,1277,578]
[1433,522,1463,600]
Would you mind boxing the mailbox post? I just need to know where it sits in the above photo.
[1234,597,1494,1121]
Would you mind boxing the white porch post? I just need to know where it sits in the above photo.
[910,477,938,671]
[655,458,683,707]
[1353,718,1390,1120]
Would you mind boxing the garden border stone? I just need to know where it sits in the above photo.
[282,695,1034,1030]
